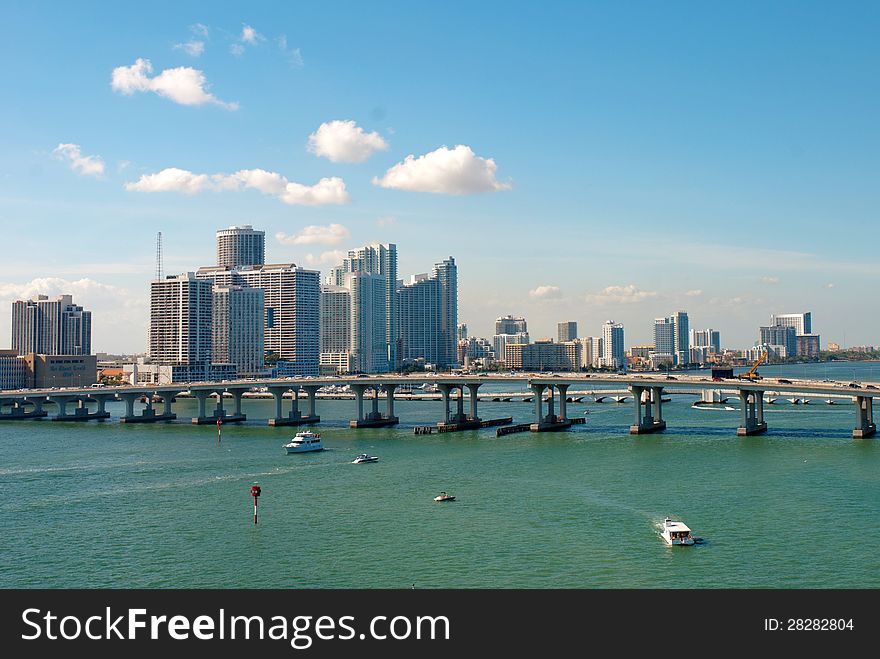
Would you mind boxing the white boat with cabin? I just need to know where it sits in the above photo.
[283,430,324,454]
[660,517,695,546]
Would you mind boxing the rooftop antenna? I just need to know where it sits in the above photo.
[155,231,164,281]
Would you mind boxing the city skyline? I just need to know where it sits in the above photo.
[2,3,879,351]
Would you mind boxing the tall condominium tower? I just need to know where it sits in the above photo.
[690,328,721,354]
[770,312,811,336]
[11,294,92,356]
[149,274,213,365]
[216,225,266,269]
[433,256,458,367]
[320,285,352,373]
[212,285,265,376]
[329,243,397,369]
[495,315,528,335]
[347,272,388,374]
[397,274,441,366]
[557,321,578,342]
[197,263,320,376]
[671,311,689,365]
[601,320,625,369]
[653,317,675,361]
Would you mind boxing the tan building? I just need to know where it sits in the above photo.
[23,354,97,388]
[505,340,581,371]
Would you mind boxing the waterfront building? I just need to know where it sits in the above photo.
[601,320,625,369]
[495,315,528,335]
[216,224,265,269]
[557,321,578,343]
[149,273,213,366]
[759,325,797,359]
[770,312,812,336]
[320,285,352,373]
[433,257,458,368]
[457,323,468,342]
[630,345,654,359]
[690,328,721,354]
[11,295,92,356]
[197,263,320,376]
[397,274,441,367]
[348,272,388,374]
[796,334,821,358]
[672,311,689,365]
[23,353,97,388]
[827,342,840,352]
[0,350,27,389]
[504,339,580,371]
[212,285,265,376]
[493,332,529,364]
[329,243,398,369]
[653,318,675,363]
[459,336,495,365]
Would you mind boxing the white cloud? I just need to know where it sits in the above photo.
[275,224,350,246]
[585,284,658,305]
[761,276,780,284]
[124,167,212,194]
[241,25,263,44]
[277,35,304,67]
[376,216,396,228]
[52,143,105,178]
[685,289,703,297]
[229,43,245,56]
[174,40,205,57]
[372,144,511,194]
[125,167,349,206]
[111,58,238,110]
[190,23,209,38]
[529,285,562,299]
[307,120,388,163]
[303,250,346,266]
[825,283,835,289]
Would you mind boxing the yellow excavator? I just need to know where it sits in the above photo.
[739,350,768,381]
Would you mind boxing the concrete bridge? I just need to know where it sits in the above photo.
[0,373,876,438]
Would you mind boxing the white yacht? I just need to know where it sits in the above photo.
[433,491,456,502]
[283,430,324,454]
[660,517,695,546]
[352,453,379,464]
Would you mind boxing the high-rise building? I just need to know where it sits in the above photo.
[212,285,264,376]
[197,263,320,376]
[320,285,352,373]
[433,257,458,367]
[557,321,578,342]
[653,317,675,362]
[11,294,92,356]
[495,315,528,335]
[348,272,388,374]
[216,225,265,269]
[149,273,213,366]
[601,320,625,369]
[504,340,581,371]
[457,323,468,342]
[690,328,721,354]
[770,312,811,336]
[672,311,689,365]
[759,325,797,358]
[493,332,529,364]
[329,243,397,369]
[397,274,441,366]
[796,334,821,358]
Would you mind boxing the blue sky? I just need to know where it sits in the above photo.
[1,1,878,353]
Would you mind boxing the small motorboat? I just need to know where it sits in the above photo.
[352,453,379,464]
[433,491,456,502]
[660,517,695,546]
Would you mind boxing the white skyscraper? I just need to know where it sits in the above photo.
[348,272,388,374]
[600,320,625,369]
[212,285,264,376]
[11,294,92,356]
[149,273,213,366]
[216,225,266,269]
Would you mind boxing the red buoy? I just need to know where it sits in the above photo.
[250,484,261,525]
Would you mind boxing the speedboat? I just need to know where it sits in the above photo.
[283,430,324,454]
[352,453,379,464]
[660,517,695,546]
[433,491,456,502]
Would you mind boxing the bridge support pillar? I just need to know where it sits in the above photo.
[49,395,111,421]
[120,390,177,423]
[350,384,398,428]
[466,383,482,423]
[630,386,666,434]
[191,390,246,424]
[853,395,876,438]
[268,387,318,426]
[0,397,48,420]
[737,390,767,436]
[530,383,572,432]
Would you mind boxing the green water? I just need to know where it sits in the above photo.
[2,362,879,588]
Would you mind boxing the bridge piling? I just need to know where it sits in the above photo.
[737,390,767,436]
[853,395,876,438]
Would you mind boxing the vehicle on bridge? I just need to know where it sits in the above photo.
[738,351,768,381]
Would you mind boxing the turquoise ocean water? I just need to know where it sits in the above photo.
[1,361,878,588]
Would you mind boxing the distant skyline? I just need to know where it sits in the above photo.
[1,2,878,352]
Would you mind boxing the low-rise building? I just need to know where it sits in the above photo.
[0,350,27,390]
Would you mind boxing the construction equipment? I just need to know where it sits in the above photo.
[739,351,768,381]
